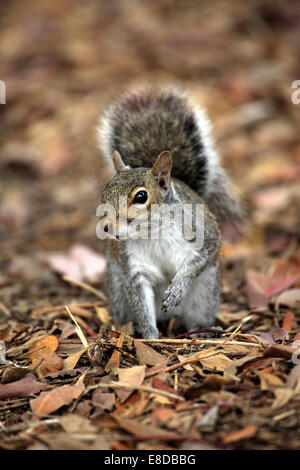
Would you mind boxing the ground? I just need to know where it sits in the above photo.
[0,0,300,450]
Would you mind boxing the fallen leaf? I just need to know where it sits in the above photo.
[184,374,233,400]
[0,374,51,399]
[114,416,182,440]
[30,384,84,416]
[259,371,284,391]
[96,307,111,325]
[106,330,125,372]
[0,341,6,364]
[276,289,300,309]
[282,312,296,332]
[151,407,177,426]
[224,352,263,379]
[196,405,219,429]
[60,414,97,433]
[259,328,289,346]
[63,347,88,370]
[134,340,165,366]
[1,366,30,384]
[262,344,295,359]
[45,244,106,282]
[34,353,64,379]
[91,391,115,411]
[286,364,300,389]
[246,257,300,308]
[223,424,257,444]
[198,352,232,372]
[27,335,59,359]
[272,388,294,409]
[115,365,146,402]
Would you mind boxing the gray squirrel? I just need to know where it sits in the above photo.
[97,86,242,338]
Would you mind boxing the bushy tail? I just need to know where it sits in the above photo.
[98,86,243,234]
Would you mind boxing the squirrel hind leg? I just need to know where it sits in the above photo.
[104,255,133,325]
[178,263,220,334]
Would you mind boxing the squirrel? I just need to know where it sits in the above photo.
[97,86,242,339]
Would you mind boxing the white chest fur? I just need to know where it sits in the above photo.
[126,225,198,286]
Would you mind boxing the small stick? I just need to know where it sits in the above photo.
[32,302,103,318]
[174,328,225,338]
[62,276,107,302]
[136,338,262,348]
[0,302,11,318]
[85,382,185,402]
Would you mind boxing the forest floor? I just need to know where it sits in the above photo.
[0,0,300,450]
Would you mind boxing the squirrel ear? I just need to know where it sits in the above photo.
[151,151,173,191]
[112,150,128,172]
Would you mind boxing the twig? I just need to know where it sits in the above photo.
[31,302,103,318]
[0,418,60,435]
[174,328,225,338]
[136,338,262,348]
[85,382,185,402]
[62,276,107,302]
[0,302,11,318]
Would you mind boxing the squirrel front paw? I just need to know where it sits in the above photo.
[161,281,184,313]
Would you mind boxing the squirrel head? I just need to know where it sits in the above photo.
[101,150,172,239]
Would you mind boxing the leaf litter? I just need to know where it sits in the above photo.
[0,0,300,451]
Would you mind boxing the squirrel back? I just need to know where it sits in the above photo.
[98,86,242,231]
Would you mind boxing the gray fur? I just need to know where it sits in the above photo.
[98,86,241,338]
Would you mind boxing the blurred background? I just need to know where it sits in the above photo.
[0,0,299,319]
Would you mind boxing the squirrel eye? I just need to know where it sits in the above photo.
[133,190,148,204]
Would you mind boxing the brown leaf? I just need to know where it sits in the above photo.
[282,312,296,332]
[262,344,295,359]
[60,414,97,433]
[151,407,177,426]
[272,388,294,409]
[63,347,88,370]
[1,366,30,384]
[259,328,289,346]
[115,365,146,402]
[198,352,232,372]
[276,289,300,309]
[30,384,84,416]
[45,244,106,282]
[223,424,257,444]
[134,340,165,366]
[106,330,125,372]
[246,257,300,308]
[114,416,182,440]
[27,335,59,359]
[259,371,284,391]
[34,352,64,379]
[184,374,233,400]
[91,391,115,411]
[0,374,51,399]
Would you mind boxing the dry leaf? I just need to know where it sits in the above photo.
[0,374,51,399]
[134,340,165,366]
[30,384,84,416]
[276,289,300,309]
[259,371,284,391]
[92,391,115,411]
[60,414,97,433]
[27,335,59,359]
[63,347,88,370]
[106,330,125,372]
[34,352,64,379]
[114,416,182,440]
[282,311,296,332]
[115,365,146,402]
[223,424,257,444]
